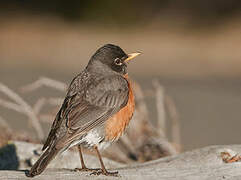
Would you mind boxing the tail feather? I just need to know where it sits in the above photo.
[27,146,60,177]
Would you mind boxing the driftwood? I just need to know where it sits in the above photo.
[0,141,241,180]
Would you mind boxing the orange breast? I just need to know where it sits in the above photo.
[105,74,135,141]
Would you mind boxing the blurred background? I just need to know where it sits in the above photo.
[0,0,241,151]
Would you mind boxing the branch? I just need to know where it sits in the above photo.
[33,98,46,115]
[20,77,67,93]
[165,95,181,150]
[0,99,23,113]
[0,83,44,140]
[152,79,166,136]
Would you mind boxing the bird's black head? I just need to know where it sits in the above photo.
[87,44,140,75]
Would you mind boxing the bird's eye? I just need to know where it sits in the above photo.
[114,58,122,65]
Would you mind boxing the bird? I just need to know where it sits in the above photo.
[27,44,140,177]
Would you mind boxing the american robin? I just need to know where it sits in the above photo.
[27,44,140,177]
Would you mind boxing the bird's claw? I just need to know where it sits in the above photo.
[74,167,101,172]
[90,169,119,177]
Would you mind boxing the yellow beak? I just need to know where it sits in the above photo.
[125,52,141,62]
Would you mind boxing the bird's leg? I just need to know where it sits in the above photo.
[90,146,118,176]
[75,145,99,172]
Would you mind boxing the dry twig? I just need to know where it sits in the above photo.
[33,98,47,115]
[20,76,67,93]
[0,82,44,140]
[0,99,23,113]
[165,95,181,150]
[152,79,166,137]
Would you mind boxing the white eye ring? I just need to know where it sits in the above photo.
[114,58,122,65]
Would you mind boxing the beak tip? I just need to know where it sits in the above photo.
[125,52,141,62]
[129,52,142,57]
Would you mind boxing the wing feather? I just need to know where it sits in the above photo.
[43,74,129,150]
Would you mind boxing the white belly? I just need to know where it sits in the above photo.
[82,129,102,147]
[69,129,112,150]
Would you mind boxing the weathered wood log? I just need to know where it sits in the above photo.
[0,141,241,179]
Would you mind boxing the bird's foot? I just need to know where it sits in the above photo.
[90,169,119,177]
[74,167,100,172]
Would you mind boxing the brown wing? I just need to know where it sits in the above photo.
[43,74,129,150]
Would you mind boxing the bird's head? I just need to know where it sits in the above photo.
[87,44,140,75]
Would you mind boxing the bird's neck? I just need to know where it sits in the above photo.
[86,60,118,76]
